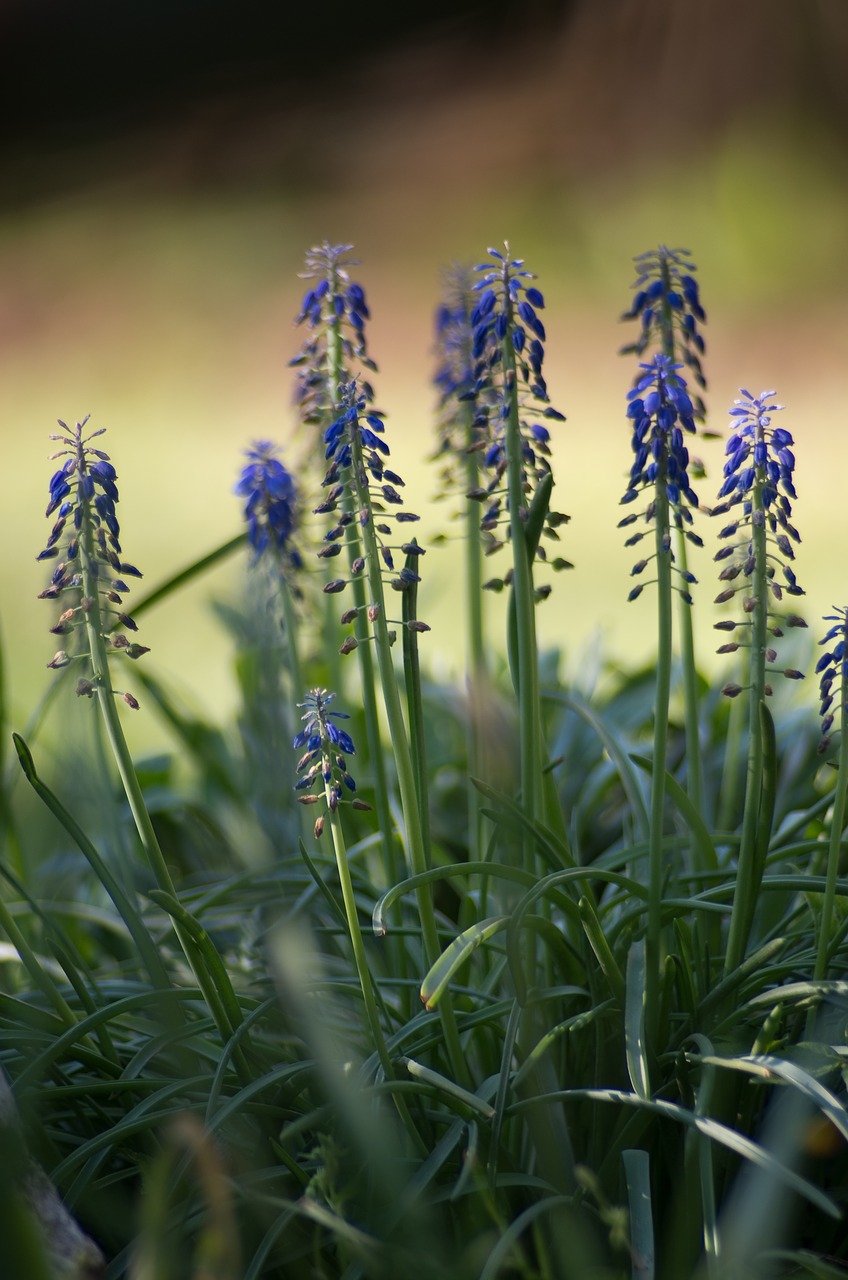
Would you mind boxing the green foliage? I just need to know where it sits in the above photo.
[1,245,847,1280]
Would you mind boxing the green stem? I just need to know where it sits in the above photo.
[325,293,398,891]
[326,802,394,1078]
[352,453,469,1086]
[658,255,703,821]
[74,466,250,1068]
[724,473,768,976]
[463,405,487,869]
[647,478,673,1022]
[501,335,542,873]
[812,617,848,994]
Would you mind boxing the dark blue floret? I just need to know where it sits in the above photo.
[235,441,299,563]
[293,688,358,802]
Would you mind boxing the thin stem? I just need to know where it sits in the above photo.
[325,296,398,890]
[463,404,487,868]
[353,455,469,1087]
[326,802,394,1078]
[501,334,543,873]
[724,483,768,976]
[647,478,673,1021]
[812,623,848,992]
[658,256,703,823]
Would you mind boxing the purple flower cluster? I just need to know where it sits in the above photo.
[290,243,376,429]
[621,245,707,407]
[815,609,847,752]
[37,418,147,679]
[293,688,358,824]
[235,441,300,565]
[462,246,569,588]
[619,355,702,601]
[313,381,422,596]
[712,390,803,600]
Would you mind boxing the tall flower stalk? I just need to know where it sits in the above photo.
[37,419,249,1069]
[315,380,468,1082]
[292,690,393,1072]
[810,609,847,991]
[622,246,708,816]
[433,266,489,864]
[712,390,804,975]
[469,245,569,875]
[292,245,397,888]
[619,355,700,1014]
[235,439,304,698]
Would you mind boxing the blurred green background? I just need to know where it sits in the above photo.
[3,0,848,755]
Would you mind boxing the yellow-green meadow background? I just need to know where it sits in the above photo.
[3,0,848,755]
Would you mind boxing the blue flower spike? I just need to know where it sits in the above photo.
[313,379,428,637]
[468,244,570,595]
[290,243,377,431]
[618,353,701,600]
[293,688,371,836]
[712,390,806,690]
[816,608,848,753]
[37,418,147,703]
[621,245,707,415]
[235,440,301,569]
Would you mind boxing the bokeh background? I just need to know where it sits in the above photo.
[3,0,848,755]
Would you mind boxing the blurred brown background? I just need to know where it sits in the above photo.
[2,0,848,751]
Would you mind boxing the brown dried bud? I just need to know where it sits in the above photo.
[323,579,347,594]
[764,684,773,697]
[58,608,76,625]
[75,679,95,698]
[339,635,358,655]
[297,794,320,805]
[313,815,325,839]
[351,799,372,811]
[714,589,735,604]
[786,615,807,628]
[714,620,737,631]
[406,620,431,632]
[367,604,381,622]
[117,613,138,632]
[80,596,94,613]
[721,682,743,698]
[340,608,358,625]
[716,643,739,654]
[112,634,129,648]
[388,630,397,645]
[351,557,365,575]
[123,692,140,710]
[765,648,777,663]
[783,669,804,680]
[126,644,150,660]
[742,597,756,613]
[46,651,71,669]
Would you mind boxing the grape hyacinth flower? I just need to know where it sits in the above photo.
[293,688,368,839]
[290,243,376,432]
[469,245,570,596]
[621,247,709,815]
[619,353,701,603]
[621,245,707,411]
[712,389,806,694]
[37,417,147,705]
[815,608,848,754]
[235,441,301,570]
[716,390,805,976]
[314,379,427,635]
